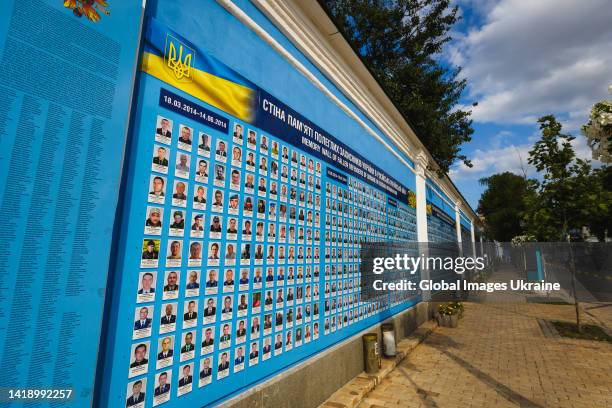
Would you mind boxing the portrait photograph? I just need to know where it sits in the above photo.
[213,163,226,187]
[201,326,215,355]
[216,351,230,380]
[199,357,213,387]
[152,370,171,406]
[198,132,211,157]
[211,189,224,213]
[180,330,197,362]
[165,240,182,268]
[162,271,179,300]
[182,300,198,329]
[205,270,219,295]
[187,241,203,267]
[174,152,191,179]
[229,168,241,191]
[190,213,205,238]
[156,335,174,370]
[218,323,232,350]
[232,123,244,144]
[215,139,228,163]
[207,241,221,266]
[128,341,150,378]
[148,175,167,204]
[159,302,177,334]
[171,180,188,207]
[247,129,257,149]
[168,210,185,237]
[248,341,259,366]
[259,134,268,154]
[177,362,194,396]
[178,124,193,152]
[133,305,154,340]
[233,346,245,373]
[155,115,173,145]
[231,145,243,167]
[228,193,240,215]
[144,206,163,236]
[203,296,217,324]
[151,144,169,174]
[220,294,233,320]
[185,269,200,297]
[136,271,156,303]
[195,158,209,183]
[125,378,147,408]
[140,239,160,268]
[244,173,255,194]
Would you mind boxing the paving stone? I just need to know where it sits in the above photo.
[322,267,612,408]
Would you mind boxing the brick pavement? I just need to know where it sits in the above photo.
[356,268,612,408]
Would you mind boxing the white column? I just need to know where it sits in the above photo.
[415,153,430,301]
[455,202,462,247]
[415,156,428,243]
[470,221,477,258]
[480,234,485,264]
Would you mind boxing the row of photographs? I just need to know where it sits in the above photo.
[155,117,323,174]
[140,238,323,269]
[132,283,322,338]
[134,260,368,306]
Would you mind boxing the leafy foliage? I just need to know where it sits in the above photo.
[322,0,474,175]
[477,172,530,241]
[478,115,611,242]
[522,116,612,241]
[581,86,612,163]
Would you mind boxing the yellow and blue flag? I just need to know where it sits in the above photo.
[141,18,257,122]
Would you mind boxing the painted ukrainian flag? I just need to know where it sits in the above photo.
[141,18,256,122]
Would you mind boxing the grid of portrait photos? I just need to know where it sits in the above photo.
[322,177,418,334]
[426,205,457,243]
[129,116,328,406]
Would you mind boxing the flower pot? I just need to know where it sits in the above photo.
[449,314,459,328]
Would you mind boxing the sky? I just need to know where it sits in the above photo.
[444,0,612,210]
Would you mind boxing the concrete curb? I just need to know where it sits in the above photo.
[318,320,438,408]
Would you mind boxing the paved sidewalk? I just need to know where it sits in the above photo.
[357,299,612,408]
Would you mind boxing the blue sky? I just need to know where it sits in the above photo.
[443,0,612,210]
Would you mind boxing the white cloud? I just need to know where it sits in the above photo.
[450,135,596,181]
[453,0,612,126]
[450,143,533,180]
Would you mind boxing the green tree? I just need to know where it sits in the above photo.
[523,115,612,334]
[523,115,611,241]
[322,0,474,175]
[477,172,530,241]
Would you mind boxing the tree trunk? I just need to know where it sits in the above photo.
[567,235,582,333]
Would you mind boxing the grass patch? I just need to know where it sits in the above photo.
[551,321,612,343]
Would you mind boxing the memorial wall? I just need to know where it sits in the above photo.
[98,13,422,407]
[0,1,477,407]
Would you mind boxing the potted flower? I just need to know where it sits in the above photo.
[437,303,459,327]
[448,302,464,319]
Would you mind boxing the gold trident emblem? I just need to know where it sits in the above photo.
[167,40,193,80]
